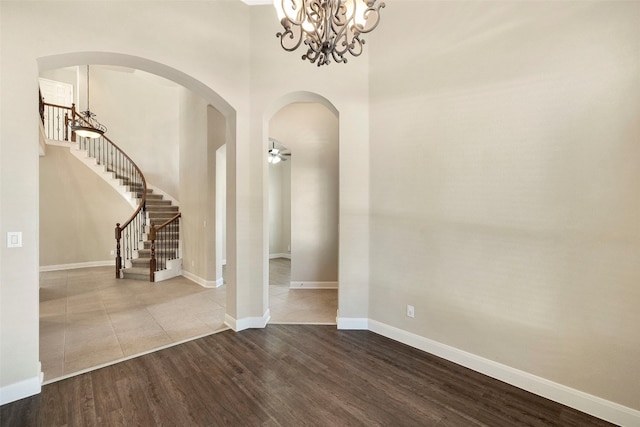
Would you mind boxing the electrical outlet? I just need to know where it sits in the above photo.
[110,250,115,256]
[406,305,415,318]
[191,260,195,267]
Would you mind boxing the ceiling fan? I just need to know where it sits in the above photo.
[268,139,291,164]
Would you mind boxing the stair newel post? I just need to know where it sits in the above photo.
[115,223,122,278]
[149,223,157,282]
[70,103,77,143]
[64,112,69,141]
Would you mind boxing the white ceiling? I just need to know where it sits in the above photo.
[241,0,271,5]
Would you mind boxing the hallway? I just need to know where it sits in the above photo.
[39,259,337,382]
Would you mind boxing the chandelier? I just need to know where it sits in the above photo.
[274,0,385,66]
[70,65,106,139]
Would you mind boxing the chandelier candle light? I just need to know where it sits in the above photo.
[70,65,107,139]
[274,0,385,66]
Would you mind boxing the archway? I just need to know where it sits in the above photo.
[263,92,340,324]
[37,52,239,378]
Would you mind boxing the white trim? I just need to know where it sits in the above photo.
[40,260,114,272]
[269,253,291,260]
[290,281,338,289]
[153,259,182,282]
[224,313,237,331]
[225,310,271,332]
[240,0,271,4]
[0,375,41,405]
[269,321,337,326]
[182,270,222,288]
[337,317,369,330]
[368,320,640,427]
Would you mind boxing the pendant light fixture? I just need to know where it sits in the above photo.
[70,65,107,139]
[274,0,385,66]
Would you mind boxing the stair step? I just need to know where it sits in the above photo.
[138,247,178,254]
[145,230,180,236]
[122,267,150,281]
[147,205,179,212]
[143,239,179,249]
[131,258,167,269]
[149,214,180,221]
[146,199,172,206]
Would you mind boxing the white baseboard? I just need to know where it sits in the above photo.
[368,320,640,427]
[0,374,41,405]
[337,317,369,330]
[40,260,114,272]
[182,270,223,288]
[269,253,291,260]
[225,309,271,332]
[290,281,338,289]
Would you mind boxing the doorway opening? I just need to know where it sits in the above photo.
[267,101,339,324]
[37,54,236,382]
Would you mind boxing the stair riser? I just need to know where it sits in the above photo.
[143,241,179,249]
[147,207,179,212]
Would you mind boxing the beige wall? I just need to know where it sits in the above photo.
[207,105,227,283]
[1,0,251,402]
[2,0,639,421]
[369,1,640,411]
[268,159,291,256]
[90,66,180,199]
[39,146,133,266]
[249,6,371,323]
[178,90,226,283]
[270,103,339,283]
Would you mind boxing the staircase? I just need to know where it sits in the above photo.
[40,98,182,282]
[120,183,182,281]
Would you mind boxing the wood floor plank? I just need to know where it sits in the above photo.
[1,325,617,427]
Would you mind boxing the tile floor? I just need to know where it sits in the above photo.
[39,258,337,382]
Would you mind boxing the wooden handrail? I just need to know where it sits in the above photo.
[67,107,148,278]
[41,101,150,279]
[43,101,73,111]
[66,106,149,229]
[72,106,147,277]
[151,213,182,233]
[149,213,181,282]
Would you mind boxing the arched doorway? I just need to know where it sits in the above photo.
[37,52,238,380]
[264,94,340,324]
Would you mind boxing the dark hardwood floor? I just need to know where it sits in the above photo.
[2,325,615,426]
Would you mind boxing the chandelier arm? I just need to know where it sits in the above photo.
[279,0,314,27]
[355,2,385,34]
[277,25,306,52]
[274,0,385,66]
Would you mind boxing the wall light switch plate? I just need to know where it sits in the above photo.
[7,232,22,248]
[406,304,415,318]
